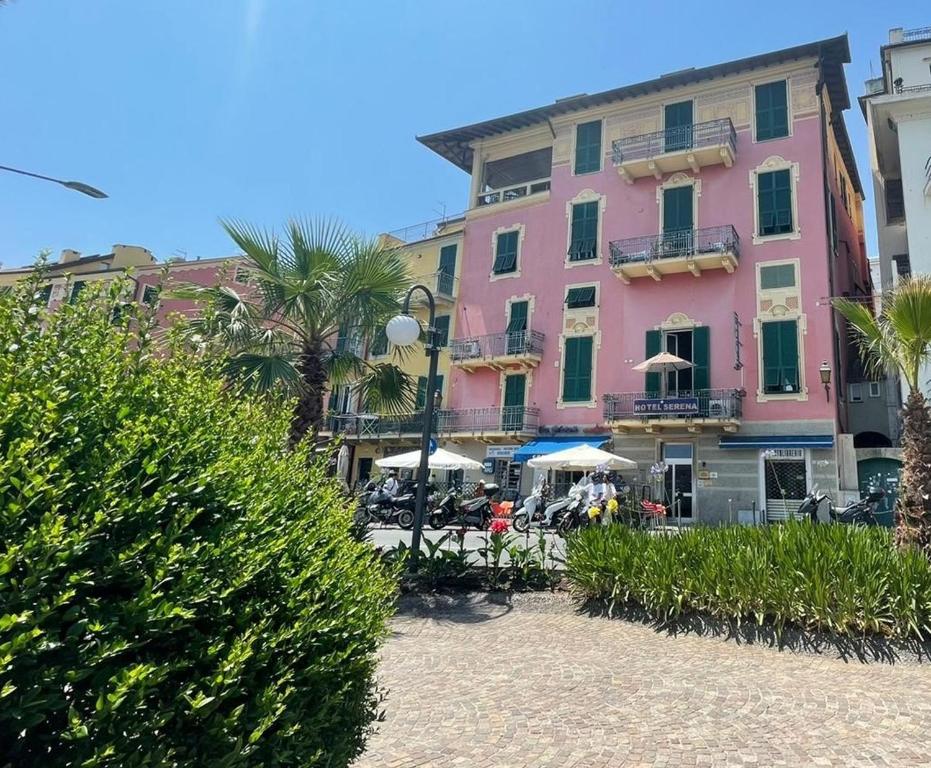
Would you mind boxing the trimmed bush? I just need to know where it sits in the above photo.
[0,276,396,766]
[565,522,931,639]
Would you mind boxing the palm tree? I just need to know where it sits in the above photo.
[178,218,416,447]
[834,276,931,553]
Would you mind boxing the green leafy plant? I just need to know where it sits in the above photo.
[565,522,931,639]
[0,275,396,766]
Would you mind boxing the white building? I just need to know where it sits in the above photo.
[861,25,931,400]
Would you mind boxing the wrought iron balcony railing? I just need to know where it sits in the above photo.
[407,270,458,302]
[603,389,743,422]
[450,330,545,362]
[325,405,540,437]
[609,225,740,267]
[475,178,551,207]
[612,118,737,165]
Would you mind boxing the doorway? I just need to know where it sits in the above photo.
[662,442,694,519]
[663,329,694,394]
[761,449,809,521]
[502,373,526,430]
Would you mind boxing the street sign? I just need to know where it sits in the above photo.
[428,438,438,455]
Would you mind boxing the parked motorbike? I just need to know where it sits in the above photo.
[797,486,886,525]
[543,482,590,536]
[354,484,417,529]
[512,482,555,533]
[428,483,498,530]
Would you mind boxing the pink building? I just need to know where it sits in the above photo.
[418,35,873,522]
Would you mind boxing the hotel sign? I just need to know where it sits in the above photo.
[633,397,700,415]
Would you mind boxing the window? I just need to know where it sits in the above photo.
[70,281,87,304]
[574,120,602,174]
[664,101,694,152]
[849,383,863,402]
[433,315,450,348]
[568,201,598,261]
[493,230,519,275]
[37,285,52,307]
[761,320,800,394]
[869,381,881,398]
[755,80,789,141]
[438,244,457,295]
[141,285,160,305]
[369,327,389,356]
[565,286,596,309]
[234,266,251,284]
[506,301,528,354]
[757,169,793,236]
[760,263,796,290]
[415,374,444,410]
[840,176,850,213]
[829,195,838,253]
[562,336,593,402]
[885,179,904,222]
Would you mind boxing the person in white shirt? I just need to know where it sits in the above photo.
[382,470,400,497]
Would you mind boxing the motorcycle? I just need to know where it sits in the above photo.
[536,482,589,536]
[511,482,554,533]
[354,483,417,529]
[428,482,498,530]
[797,486,886,525]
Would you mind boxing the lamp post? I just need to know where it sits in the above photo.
[386,285,440,573]
[819,360,832,401]
[0,164,108,199]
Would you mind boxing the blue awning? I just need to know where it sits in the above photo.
[512,435,610,463]
[719,435,834,450]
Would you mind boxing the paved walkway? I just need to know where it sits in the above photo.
[356,594,931,767]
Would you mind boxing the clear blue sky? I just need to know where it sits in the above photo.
[0,0,926,267]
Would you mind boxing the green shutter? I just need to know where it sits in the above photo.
[664,101,693,151]
[693,326,710,392]
[503,374,526,430]
[830,195,838,252]
[662,186,693,235]
[645,330,661,395]
[760,264,796,290]
[574,120,602,174]
[433,315,450,348]
[762,320,799,393]
[507,301,528,333]
[569,201,598,261]
[70,281,87,304]
[493,231,518,274]
[438,244,457,294]
[758,169,793,236]
[415,376,427,410]
[563,336,593,402]
[755,80,789,141]
[565,286,596,308]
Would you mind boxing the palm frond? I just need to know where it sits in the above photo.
[331,237,410,335]
[353,362,417,415]
[224,352,302,395]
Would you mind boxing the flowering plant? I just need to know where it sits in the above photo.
[489,518,510,535]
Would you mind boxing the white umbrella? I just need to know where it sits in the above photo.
[527,444,637,471]
[375,446,483,471]
[632,352,693,397]
[336,444,350,490]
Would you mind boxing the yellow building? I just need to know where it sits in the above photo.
[327,216,465,487]
[0,245,156,303]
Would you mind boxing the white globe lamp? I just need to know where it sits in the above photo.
[386,314,421,347]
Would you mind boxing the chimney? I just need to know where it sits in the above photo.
[889,27,904,44]
[59,249,81,264]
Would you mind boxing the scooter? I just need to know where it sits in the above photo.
[511,482,553,533]
[428,483,498,530]
[354,484,417,529]
[797,486,886,525]
[539,482,589,536]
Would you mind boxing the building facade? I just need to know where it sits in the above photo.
[409,35,871,522]
[861,25,931,399]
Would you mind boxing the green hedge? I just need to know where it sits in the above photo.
[0,277,396,766]
[565,522,931,639]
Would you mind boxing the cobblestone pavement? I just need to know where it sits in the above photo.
[356,594,931,767]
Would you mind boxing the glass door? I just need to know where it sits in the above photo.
[662,443,694,519]
[663,330,694,394]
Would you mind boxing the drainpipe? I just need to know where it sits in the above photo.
[816,53,846,494]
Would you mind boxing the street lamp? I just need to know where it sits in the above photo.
[0,164,108,199]
[819,360,832,401]
[386,284,440,573]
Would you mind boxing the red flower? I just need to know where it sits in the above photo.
[490,519,510,535]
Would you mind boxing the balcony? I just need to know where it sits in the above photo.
[603,389,742,432]
[475,178,551,208]
[609,225,740,284]
[325,406,539,442]
[612,118,736,183]
[409,270,458,305]
[450,330,545,372]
